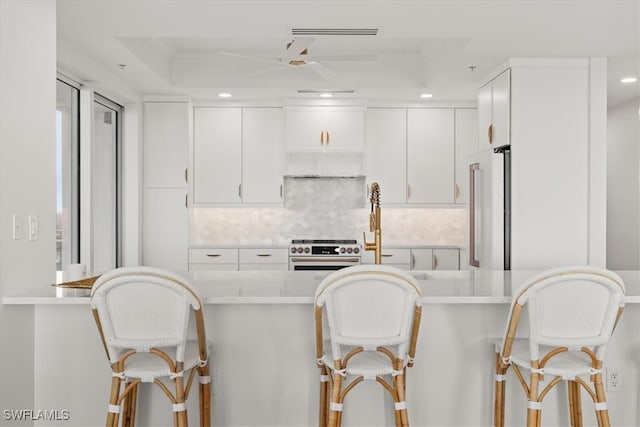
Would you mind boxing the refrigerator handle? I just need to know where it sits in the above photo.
[469,163,480,268]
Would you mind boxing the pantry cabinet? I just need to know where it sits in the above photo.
[407,109,455,204]
[285,106,364,152]
[478,69,510,152]
[193,107,283,204]
[142,101,190,271]
[365,108,407,204]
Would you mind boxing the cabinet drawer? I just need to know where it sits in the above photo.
[363,248,411,265]
[189,248,238,264]
[239,248,288,264]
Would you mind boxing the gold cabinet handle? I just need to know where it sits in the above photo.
[184,168,188,184]
[320,131,324,145]
[326,131,330,145]
[433,253,438,270]
[280,184,283,199]
[411,253,415,269]
[206,254,221,257]
[488,124,494,144]
[185,194,188,208]
[407,184,412,199]
[257,254,272,257]
[238,184,242,199]
[455,184,460,200]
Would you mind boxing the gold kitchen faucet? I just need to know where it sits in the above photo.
[363,182,382,264]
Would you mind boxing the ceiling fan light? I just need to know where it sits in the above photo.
[319,93,333,98]
[420,93,433,99]
[218,92,232,98]
[620,77,638,84]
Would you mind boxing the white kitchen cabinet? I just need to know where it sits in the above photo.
[193,107,242,203]
[285,106,364,152]
[411,248,460,270]
[407,109,455,204]
[365,108,407,204]
[239,248,288,270]
[143,102,190,188]
[188,248,239,271]
[478,69,510,152]
[454,109,478,205]
[363,248,411,270]
[242,108,284,204]
[142,188,188,271]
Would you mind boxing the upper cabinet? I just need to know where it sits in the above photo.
[193,107,283,205]
[285,106,364,152]
[454,109,478,205]
[478,69,510,151]
[143,102,190,188]
[365,108,407,204]
[407,109,455,204]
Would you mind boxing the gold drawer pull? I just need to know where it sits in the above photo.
[488,124,494,144]
[206,254,222,257]
[257,254,272,257]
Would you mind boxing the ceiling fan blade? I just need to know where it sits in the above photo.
[282,37,315,62]
[246,64,290,77]
[304,61,336,80]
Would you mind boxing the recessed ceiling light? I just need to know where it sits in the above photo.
[420,93,433,99]
[621,77,638,84]
[218,92,232,98]
[319,93,333,98]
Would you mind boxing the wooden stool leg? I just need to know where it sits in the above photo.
[198,364,211,427]
[526,371,540,427]
[593,373,610,427]
[494,352,507,427]
[328,373,343,427]
[395,371,409,427]
[319,366,329,427]
[121,381,138,427]
[107,375,122,427]
[569,380,583,427]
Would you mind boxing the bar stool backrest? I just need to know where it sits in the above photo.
[91,266,205,364]
[502,266,625,361]
[315,265,422,360]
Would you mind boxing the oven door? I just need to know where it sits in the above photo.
[288,256,361,271]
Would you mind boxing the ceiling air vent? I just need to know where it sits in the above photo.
[291,28,379,36]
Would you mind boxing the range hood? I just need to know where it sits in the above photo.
[284,152,365,178]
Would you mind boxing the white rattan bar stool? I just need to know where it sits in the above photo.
[314,265,423,427]
[493,266,625,427]
[91,267,211,427]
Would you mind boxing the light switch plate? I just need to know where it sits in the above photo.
[28,215,38,241]
[12,214,23,240]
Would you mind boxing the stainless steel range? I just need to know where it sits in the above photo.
[288,239,362,271]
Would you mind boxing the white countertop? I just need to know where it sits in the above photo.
[4,270,640,305]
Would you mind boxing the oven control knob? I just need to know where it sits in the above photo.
[347,247,353,253]
[353,247,360,254]
[304,247,310,253]
[291,247,296,254]
[340,247,346,253]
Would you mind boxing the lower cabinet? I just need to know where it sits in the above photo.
[411,248,460,270]
[363,247,460,270]
[188,247,288,271]
[143,189,188,271]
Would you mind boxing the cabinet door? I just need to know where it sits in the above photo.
[285,106,324,151]
[491,70,510,149]
[142,188,188,271]
[454,109,478,205]
[193,108,242,203]
[407,109,455,204]
[410,249,433,270]
[432,249,460,270]
[242,108,284,204]
[143,102,189,188]
[323,107,365,151]
[477,84,494,152]
[365,109,407,204]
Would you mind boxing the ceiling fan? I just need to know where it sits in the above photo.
[218,37,337,80]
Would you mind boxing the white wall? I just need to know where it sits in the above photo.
[0,0,57,423]
[607,98,640,269]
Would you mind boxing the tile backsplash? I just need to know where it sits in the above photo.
[190,177,466,246]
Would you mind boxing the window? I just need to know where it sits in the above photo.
[92,94,123,272]
[56,78,80,274]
